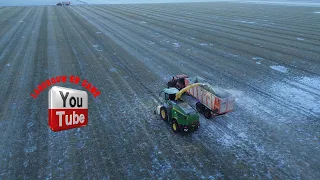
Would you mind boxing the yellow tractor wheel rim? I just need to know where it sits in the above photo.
[173,123,177,131]
[161,110,166,119]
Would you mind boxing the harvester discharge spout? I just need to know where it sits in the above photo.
[175,83,201,100]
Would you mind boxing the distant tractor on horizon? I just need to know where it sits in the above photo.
[56,2,71,6]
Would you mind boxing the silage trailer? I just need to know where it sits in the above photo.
[168,75,235,119]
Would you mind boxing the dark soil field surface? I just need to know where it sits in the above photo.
[0,2,319,179]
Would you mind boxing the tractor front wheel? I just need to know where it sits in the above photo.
[171,120,179,133]
[160,106,168,121]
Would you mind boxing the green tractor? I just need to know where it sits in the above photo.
[155,84,200,133]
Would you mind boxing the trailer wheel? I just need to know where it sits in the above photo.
[171,120,179,133]
[204,109,212,119]
[160,106,168,121]
[212,109,219,118]
[196,102,204,113]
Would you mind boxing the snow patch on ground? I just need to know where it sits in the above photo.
[299,76,320,89]
[238,132,248,141]
[151,32,161,37]
[270,65,288,73]
[217,134,237,147]
[270,77,320,114]
[93,44,103,51]
[172,42,180,48]
[110,67,117,72]
[151,146,172,177]
[140,21,147,24]
[199,43,208,46]
[6,63,10,67]
[24,146,37,153]
[177,59,186,65]
[234,20,256,24]
[252,57,264,61]
[253,57,263,64]
[254,144,266,154]
[228,53,239,57]
[95,31,102,34]
[313,12,320,13]
[27,121,34,128]
[226,89,279,123]
[145,40,155,45]
[296,37,305,41]
[76,141,84,149]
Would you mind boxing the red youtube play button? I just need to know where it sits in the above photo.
[48,86,88,132]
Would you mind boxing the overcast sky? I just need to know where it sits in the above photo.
[0,0,319,6]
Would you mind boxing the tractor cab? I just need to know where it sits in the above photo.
[159,88,179,102]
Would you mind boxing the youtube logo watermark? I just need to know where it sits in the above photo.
[48,86,88,132]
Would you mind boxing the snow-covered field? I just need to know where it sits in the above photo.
[0,1,319,179]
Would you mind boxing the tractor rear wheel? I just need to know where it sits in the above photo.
[171,120,179,133]
[160,106,168,121]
